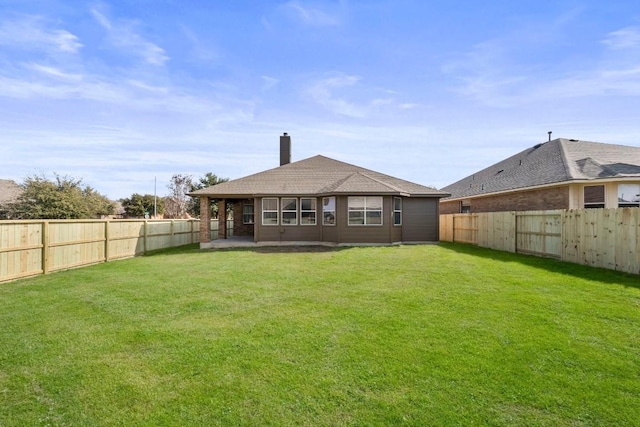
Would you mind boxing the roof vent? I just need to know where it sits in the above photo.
[548,131,552,141]
[569,139,579,142]
[533,143,543,149]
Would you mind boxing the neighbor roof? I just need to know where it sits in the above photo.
[441,138,640,200]
[189,155,449,198]
[0,179,22,205]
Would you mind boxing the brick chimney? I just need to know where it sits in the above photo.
[280,132,291,166]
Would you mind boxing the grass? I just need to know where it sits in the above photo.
[1,243,639,426]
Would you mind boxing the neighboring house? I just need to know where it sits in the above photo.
[0,179,22,219]
[440,138,640,214]
[190,134,450,247]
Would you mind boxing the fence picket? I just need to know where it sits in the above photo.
[0,219,209,283]
[440,208,639,275]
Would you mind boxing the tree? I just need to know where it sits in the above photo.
[164,174,193,219]
[187,172,229,218]
[120,193,164,218]
[6,174,115,219]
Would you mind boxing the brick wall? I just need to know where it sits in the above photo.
[199,196,211,243]
[232,199,255,237]
[440,186,570,213]
[440,200,461,214]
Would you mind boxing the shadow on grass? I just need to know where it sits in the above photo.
[439,242,640,289]
[146,243,639,289]
[143,243,351,256]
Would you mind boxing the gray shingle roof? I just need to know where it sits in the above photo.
[190,155,448,198]
[441,138,640,200]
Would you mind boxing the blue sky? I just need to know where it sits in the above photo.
[2,1,640,200]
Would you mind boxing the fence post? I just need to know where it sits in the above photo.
[510,211,516,253]
[41,220,49,274]
[450,215,454,242]
[171,220,175,247]
[143,220,148,254]
[104,220,110,262]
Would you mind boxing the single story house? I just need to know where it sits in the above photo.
[440,138,640,214]
[190,134,450,248]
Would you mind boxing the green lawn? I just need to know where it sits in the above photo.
[1,243,639,426]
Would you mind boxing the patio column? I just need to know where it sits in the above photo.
[218,199,227,239]
[199,196,211,244]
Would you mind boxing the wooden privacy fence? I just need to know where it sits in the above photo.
[0,219,232,283]
[440,208,640,274]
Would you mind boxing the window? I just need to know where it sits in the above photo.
[300,198,317,225]
[393,197,402,226]
[461,201,471,213]
[323,197,336,225]
[348,196,383,226]
[584,185,605,208]
[281,198,297,225]
[618,184,640,207]
[242,203,254,224]
[262,198,278,225]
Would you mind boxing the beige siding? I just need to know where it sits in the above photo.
[570,181,640,209]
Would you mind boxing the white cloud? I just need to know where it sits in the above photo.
[0,14,82,53]
[304,73,426,118]
[91,9,169,66]
[27,63,83,81]
[282,1,343,27]
[306,73,365,117]
[179,24,219,63]
[261,75,279,91]
[602,26,640,50]
[444,18,640,106]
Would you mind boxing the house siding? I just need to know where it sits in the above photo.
[402,198,439,241]
[334,196,394,244]
[440,186,570,213]
[256,197,322,242]
[254,195,441,244]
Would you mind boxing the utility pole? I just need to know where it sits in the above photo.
[154,176,157,218]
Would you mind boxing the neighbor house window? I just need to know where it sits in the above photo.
[584,185,605,208]
[461,201,471,213]
[393,197,402,226]
[323,197,336,225]
[262,198,278,225]
[281,198,298,225]
[618,184,640,208]
[300,198,317,225]
[243,203,254,224]
[348,196,383,225]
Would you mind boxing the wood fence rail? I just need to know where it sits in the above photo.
[0,219,232,283]
[440,208,640,275]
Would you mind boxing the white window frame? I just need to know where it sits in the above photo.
[242,203,254,224]
[281,197,298,225]
[323,197,336,226]
[348,196,383,226]
[618,184,640,208]
[393,197,402,226]
[262,198,279,225]
[300,198,317,225]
